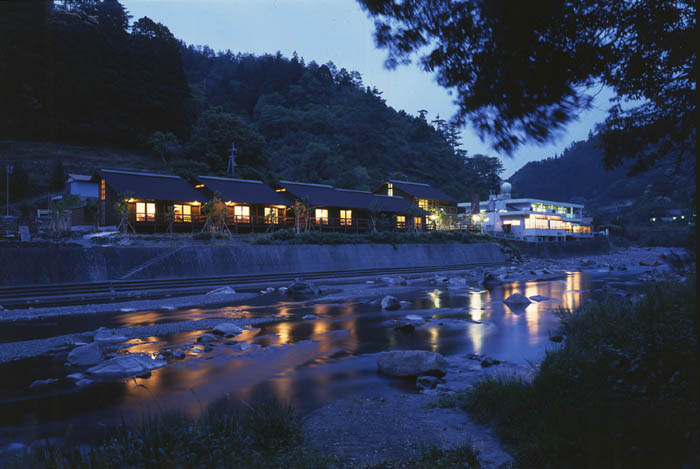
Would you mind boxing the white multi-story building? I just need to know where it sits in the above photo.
[471,183,594,242]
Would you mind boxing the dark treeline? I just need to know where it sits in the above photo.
[0,0,502,199]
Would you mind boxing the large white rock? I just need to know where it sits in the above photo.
[377,350,447,377]
[67,342,104,367]
[381,295,401,310]
[212,323,243,337]
[86,354,166,378]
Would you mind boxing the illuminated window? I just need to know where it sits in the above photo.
[173,204,191,222]
[414,216,422,229]
[136,202,155,222]
[535,218,549,229]
[503,220,520,226]
[418,199,429,210]
[340,209,352,226]
[550,219,563,230]
[315,208,328,224]
[387,183,393,197]
[100,179,106,200]
[396,215,406,229]
[264,207,281,224]
[233,205,250,223]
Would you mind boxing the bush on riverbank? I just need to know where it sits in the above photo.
[8,401,338,468]
[252,229,490,245]
[445,275,698,467]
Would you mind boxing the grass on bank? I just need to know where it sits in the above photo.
[439,274,698,468]
[8,399,487,469]
[8,400,338,469]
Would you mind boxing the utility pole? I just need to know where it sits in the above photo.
[226,142,236,177]
[5,164,12,217]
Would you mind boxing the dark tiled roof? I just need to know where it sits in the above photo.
[196,176,289,206]
[388,180,457,203]
[279,181,426,214]
[96,169,207,202]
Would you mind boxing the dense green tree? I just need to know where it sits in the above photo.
[147,131,180,164]
[187,107,267,174]
[358,0,695,172]
[463,154,504,200]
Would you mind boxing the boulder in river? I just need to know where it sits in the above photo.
[404,314,424,323]
[94,327,128,344]
[67,342,104,367]
[377,350,447,377]
[482,272,503,288]
[381,295,401,310]
[86,354,166,378]
[206,286,237,296]
[302,314,317,320]
[212,323,243,337]
[529,295,551,302]
[504,293,532,305]
[286,280,317,300]
[197,333,218,343]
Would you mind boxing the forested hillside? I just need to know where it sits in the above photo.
[0,0,502,202]
[508,134,695,220]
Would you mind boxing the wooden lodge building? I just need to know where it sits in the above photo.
[374,180,458,229]
[194,176,290,231]
[93,169,207,231]
[89,170,456,233]
[276,181,427,231]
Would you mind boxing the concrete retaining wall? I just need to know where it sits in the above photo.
[1,243,504,285]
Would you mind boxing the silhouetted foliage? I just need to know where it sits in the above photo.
[359,0,695,172]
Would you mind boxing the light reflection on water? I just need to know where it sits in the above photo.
[1,270,641,445]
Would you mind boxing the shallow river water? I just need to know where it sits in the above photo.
[0,270,642,446]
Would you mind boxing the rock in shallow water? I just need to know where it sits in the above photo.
[503,293,532,305]
[212,323,243,337]
[286,280,317,300]
[381,295,401,310]
[67,342,104,367]
[377,350,447,377]
[86,354,166,378]
[206,286,237,296]
[197,333,217,343]
[94,327,128,344]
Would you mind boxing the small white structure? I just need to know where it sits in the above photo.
[66,173,98,199]
[474,183,593,242]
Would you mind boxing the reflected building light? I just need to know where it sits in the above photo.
[466,324,484,355]
[429,290,441,309]
[428,327,439,352]
[313,319,330,336]
[276,322,292,344]
[469,291,483,320]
